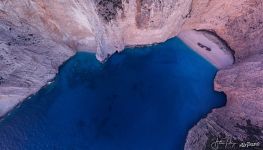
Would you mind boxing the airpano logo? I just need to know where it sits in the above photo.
[239,141,261,148]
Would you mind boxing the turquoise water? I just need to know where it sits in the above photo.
[0,38,226,150]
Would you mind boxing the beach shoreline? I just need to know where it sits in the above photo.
[178,30,234,69]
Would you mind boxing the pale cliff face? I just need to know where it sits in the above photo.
[0,1,98,50]
[183,0,263,149]
[1,0,262,60]
[0,0,192,61]
[95,0,192,61]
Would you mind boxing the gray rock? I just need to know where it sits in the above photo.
[185,54,263,150]
[0,18,74,117]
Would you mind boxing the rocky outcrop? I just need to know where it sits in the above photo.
[0,17,74,116]
[183,0,263,149]
[0,0,192,61]
[185,54,263,149]
[92,0,192,61]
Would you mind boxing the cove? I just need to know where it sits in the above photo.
[0,37,226,150]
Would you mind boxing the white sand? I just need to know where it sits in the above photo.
[178,30,234,69]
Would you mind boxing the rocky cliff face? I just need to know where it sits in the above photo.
[0,0,262,149]
[185,54,263,149]
[183,0,263,149]
[0,0,191,61]
[0,16,74,116]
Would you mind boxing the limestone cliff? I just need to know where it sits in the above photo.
[0,16,74,116]
[183,0,263,149]
[0,0,262,149]
[185,54,263,149]
[0,0,191,61]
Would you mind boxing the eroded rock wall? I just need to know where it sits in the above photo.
[1,0,192,61]
[183,1,263,149]
[94,0,192,61]
[185,54,263,149]
[0,16,74,116]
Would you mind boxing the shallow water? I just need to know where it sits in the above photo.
[0,38,226,150]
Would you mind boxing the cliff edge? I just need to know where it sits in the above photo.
[184,0,263,149]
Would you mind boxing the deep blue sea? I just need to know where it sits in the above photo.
[0,38,226,150]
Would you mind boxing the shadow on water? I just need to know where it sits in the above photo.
[0,38,226,150]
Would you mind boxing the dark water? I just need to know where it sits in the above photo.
[0,38,226,150]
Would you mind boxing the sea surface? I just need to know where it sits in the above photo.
[0,38,226,150]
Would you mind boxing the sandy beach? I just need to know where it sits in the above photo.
[178,30,234,69]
